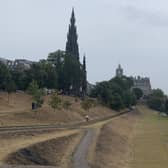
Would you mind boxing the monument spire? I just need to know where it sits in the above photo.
[66,8,79,60]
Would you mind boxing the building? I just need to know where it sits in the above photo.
[116,64,123,78]
[115,64,152,96]
[11,59,34,69]
[132,76,152,96]
[0,57,34,70]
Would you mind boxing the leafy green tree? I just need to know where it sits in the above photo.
[47,50,65,90]
[63,54,81,95]
[147,89,165,112]
[27,80,44,108]
[11,69,28,90]
[109,93,124,110]
[0,62,11,90]
[26,61,57,89]
[123,91,135,108]
[147,97,163,111]
[164,99,168,115]
[90,76,136,110]
[27,80,39,96]
[151,89,164,97]
[133,88,143,100]
[49,91,62,112]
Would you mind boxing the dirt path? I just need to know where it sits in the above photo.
[0,110,132,168]
[73,128,96,168]
[129,106,168,168]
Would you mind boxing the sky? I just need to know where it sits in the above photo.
[1,0,168,93]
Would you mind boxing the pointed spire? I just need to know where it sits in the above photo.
[66,8,79,60]
[83,54,86,71]
[71,7,75,25]
[82,54,87,96]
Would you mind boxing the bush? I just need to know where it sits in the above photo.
[49,91,62,112]
[63,100,72,110]
[81,98,95,112]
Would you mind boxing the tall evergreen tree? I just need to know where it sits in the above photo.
[82,55,87,96]
[66,8,79,60]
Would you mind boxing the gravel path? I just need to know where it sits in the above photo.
[73,128,95,168]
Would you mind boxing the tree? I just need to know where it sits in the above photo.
[27,80,44,108]
[165,99,168,115]
[66,8,79,60]
[151,89,164,97]
[6,79,16,103]
[63,54,81,95]
[109,93,124,111]
[133,88,143,100]
[90,76,136,110]
[0,62,11,90]
[11,69,28,90]
[27,80,39,96]
[147,89,165,112]
[47,50,82,96]
[123,91,136,108]
[81,98,94,112]
[147,96,163,111]
[49,91,62,112]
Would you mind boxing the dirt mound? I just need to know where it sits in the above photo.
[5,134,79,166]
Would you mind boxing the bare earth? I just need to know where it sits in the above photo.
[0,129,82,167]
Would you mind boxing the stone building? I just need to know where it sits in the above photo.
[132,76,152,96]
[115,64,152,96]
[0,57,34,70]
[116,64,123,78]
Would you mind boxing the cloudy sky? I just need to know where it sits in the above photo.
[1,0,168,93]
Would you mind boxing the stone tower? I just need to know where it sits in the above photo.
[116,64,123,78]
[66,8,79,61]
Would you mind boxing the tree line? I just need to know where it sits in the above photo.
[0,50,87,97]
[90,76,142,110]
[147,89,168,114]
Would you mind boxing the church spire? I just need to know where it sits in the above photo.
[66,8,79,60]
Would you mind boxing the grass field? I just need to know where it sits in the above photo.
[129,106,168,168]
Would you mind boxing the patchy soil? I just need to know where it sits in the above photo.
[4,133,82,167]
[0,129,81,167]
[92,110,140,168]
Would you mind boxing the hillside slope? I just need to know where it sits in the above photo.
[0,92,115,126]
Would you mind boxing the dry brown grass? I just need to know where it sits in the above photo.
[128,106,168,168]
[0,129,81,166]
[0,92,115,126]
[4,133,83,168]
[92,111,139,168]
